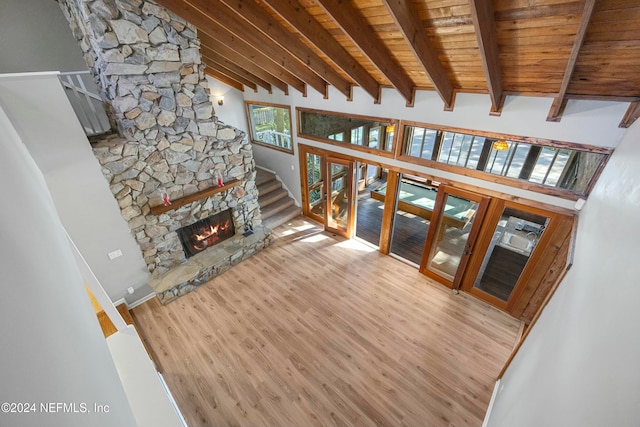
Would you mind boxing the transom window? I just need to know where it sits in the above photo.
[298,108,397,156]
[401,123,611,196]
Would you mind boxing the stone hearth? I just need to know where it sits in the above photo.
[59,0,272,301]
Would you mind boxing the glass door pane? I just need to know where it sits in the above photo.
[389,175,437,265]
[355,163,386,247]
[422,187,489,287]
[305,153,324,222]
[325,158,353,237]
[472,207,549,302]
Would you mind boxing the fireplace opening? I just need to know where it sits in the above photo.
[177,209,235,258]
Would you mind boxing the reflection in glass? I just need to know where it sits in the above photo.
[426,195,480,280]
[402,124,607,194]
[299,109,395,153]
[328,162,349,232]
[306,153,324,219]
[473,207,549,301]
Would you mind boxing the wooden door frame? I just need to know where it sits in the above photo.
[460,200,563,311]
[419,185,490,288]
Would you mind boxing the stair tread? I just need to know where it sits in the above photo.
[263,206,302,230]
[255,169,276,187]
[261,198,296,219]
[257,180,282,197]
[259,187,289,205]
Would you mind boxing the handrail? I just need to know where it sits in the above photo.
[57,71,111,136]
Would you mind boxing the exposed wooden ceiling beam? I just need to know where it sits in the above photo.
[315,0,416,106]
[201,47,272,92]
[619,101,640,128]
[381,0,455,110]
[198,28,301,96]
[204,66,244,92]
[547,0,596,122]
[469,0,504,115]
[261,0,381,103]
[202,41,290,94]
[215,0,352,100]
[202,56,259,92]
[157,0,323,96]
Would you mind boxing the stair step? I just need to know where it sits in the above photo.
[255,169,276,187]
[257,180,282,198]
[259,187,289,206]
[261,197,296,220]
[263,205,302,230]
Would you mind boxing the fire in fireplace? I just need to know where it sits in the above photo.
[177,209,235,258]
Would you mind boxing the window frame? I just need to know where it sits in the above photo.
[245,101,294,154]
[395,120,613,200]
[297,107,399,158]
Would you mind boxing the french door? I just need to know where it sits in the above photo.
[420,186,490,289]
[324,157,356,237]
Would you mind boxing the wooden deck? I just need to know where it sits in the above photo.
[132,216,521,427]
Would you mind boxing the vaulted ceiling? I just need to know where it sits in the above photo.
[155,0,640,127]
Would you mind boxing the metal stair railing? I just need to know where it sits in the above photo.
[58,71,111,136]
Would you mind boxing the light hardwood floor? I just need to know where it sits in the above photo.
[132,216,521,427]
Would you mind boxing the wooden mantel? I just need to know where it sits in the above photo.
[149,179,241,215]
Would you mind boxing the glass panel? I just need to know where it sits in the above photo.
[299,109,396,154]
[328,162,349,232]
[401,124,608,195]
[355,164,387,247]
[306,153,324,218]
[426,195,480,280]
[473,207,549,301]
[246,103,292,151]
[388,176,436,265]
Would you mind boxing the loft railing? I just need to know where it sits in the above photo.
[58,71,111,136]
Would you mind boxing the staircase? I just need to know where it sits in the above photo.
[256,168,301,230]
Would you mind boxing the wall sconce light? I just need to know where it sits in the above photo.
[217,96,224,106]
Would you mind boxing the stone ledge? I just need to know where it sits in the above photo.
[149,225,273,304]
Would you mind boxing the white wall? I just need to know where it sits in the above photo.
[243,85,630,210]
[205,76,250,135]
[0,0,87,73]
[0,73,151,302]
[0,105,137,427]
[485,120,640,427]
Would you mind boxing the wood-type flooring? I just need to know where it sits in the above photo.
[132,216,521,427]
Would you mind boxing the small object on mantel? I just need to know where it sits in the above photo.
[162,192,171,206]
[216,170,224,187]
[150,179,241,215]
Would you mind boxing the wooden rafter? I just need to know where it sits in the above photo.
[202,42,288,94]
[204,66,244,92]
[198,28,302,95]
[381,0,455,110]
[469,0,504,115]
[261,0,381,103]
[201,50,271,92]
[202,57,259,92]
[215,0,351,100]
[619,101,640,128]
[157,0,323,96]
[547,0,597,122]
[315,0,416,106]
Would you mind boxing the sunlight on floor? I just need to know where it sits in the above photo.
[300,233,330,243]
[334,238,376,253]
[280,222,316,236]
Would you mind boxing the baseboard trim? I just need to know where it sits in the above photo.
[482,379,501,427]
[127,291,157,309]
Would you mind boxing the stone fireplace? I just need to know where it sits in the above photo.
[59,0,272,303]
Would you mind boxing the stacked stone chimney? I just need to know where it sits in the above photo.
[58,0,269,286]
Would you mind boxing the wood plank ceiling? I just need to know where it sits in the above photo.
[156,0,640,127]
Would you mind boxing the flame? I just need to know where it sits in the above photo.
[190,219,231,251]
